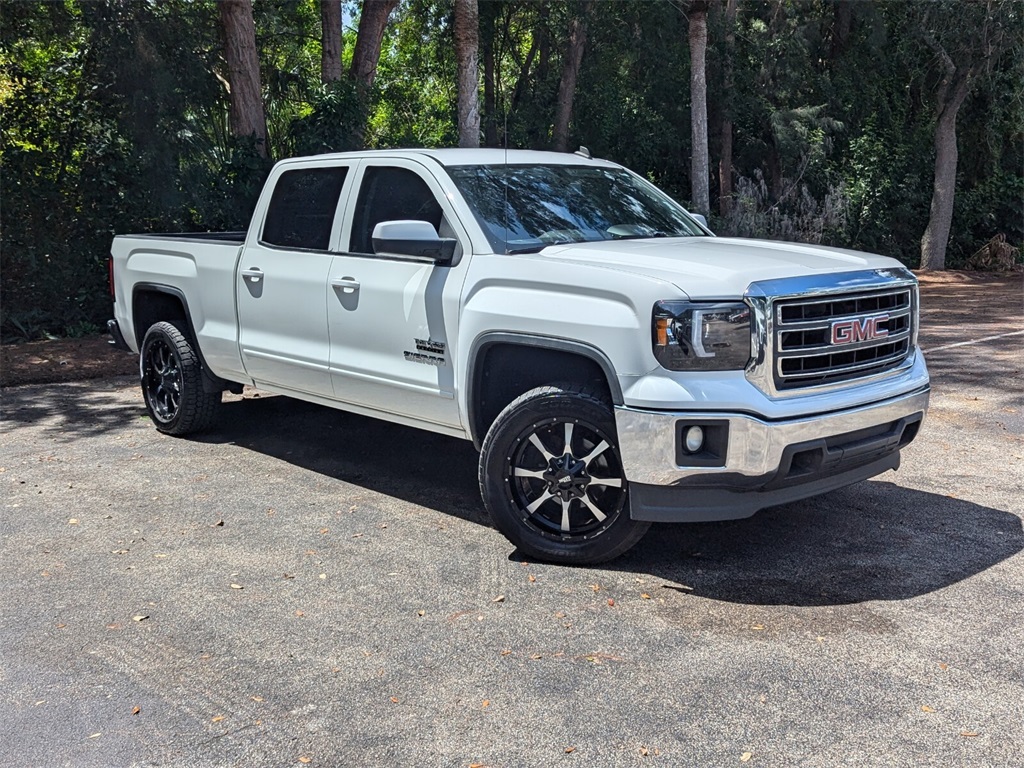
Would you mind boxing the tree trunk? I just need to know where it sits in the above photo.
[218,0,268,157]
[920,76,972,271]
[350,0,399,88]
[552,4,589,153]
[718,0,737,217]
[688,1,710,215]
[454,0,480,148]
[481,3,498,147]
[320,0,343,83]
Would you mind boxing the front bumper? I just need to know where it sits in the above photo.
[614,386,930,522]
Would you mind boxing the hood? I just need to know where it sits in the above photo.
[541,237,903,298]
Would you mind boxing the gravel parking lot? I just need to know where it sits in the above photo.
[1,275,1022,767]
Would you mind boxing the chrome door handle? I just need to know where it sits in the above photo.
[331,277,360,293]
[241,268,264,282]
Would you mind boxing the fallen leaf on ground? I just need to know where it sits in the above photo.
[212,520,224,527]
[921,705,936,713]
[751,625,765,631]
[640,593,651,599]
[294,610,305,617]
[69,519,79,525]
[528,574,537,583]
[298,757,312,764]
[230,584,244,590]
[530,653,543,660]
[88,733,101,739]
[564,746,576,754]
[132,615,148,622]
[482,700,490,708]
[500,649,512,656]
[212,715,225,723]
[492,595,506,603]
[607,598,615,607]
[417,610,425,617]
[939,663,949,670]
[740,752,752,762]
[319,528,329,534]
[390,697,399,704]
[590,583,601,592]
[131,706,141,715]
[960,731,979,738]
[640,746,649,756]
[252,696,264,702]
[351,533,363,539]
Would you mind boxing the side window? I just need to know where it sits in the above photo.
[349,166,445,254]
[262,167,348,251]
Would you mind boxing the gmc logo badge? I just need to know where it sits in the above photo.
[831,314,889,345]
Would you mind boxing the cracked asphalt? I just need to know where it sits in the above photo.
[1,279,1022,767]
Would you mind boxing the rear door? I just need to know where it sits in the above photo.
[236,162,353,396]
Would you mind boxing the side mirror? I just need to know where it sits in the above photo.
[690,213,709,230]
[372,220,457,264]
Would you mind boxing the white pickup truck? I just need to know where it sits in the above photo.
[109,148,930,564]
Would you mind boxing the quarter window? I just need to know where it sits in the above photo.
[262,167,348,251]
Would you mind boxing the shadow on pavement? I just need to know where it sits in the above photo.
[0,378,144,440]
[608,480,1023,606]
[7,380,1018,607]
[200,393,1023,607]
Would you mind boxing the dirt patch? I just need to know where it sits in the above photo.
[1,335,137,387]
[1,270,1020,388]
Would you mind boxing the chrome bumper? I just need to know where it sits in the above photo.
[614,386,930,487]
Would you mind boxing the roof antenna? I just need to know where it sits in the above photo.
[574,145,591,159]
[503,102,509,254]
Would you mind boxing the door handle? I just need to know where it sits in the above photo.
[331,277,360,293]
[241,268,264,282]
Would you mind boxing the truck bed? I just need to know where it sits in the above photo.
[118,231,247,245]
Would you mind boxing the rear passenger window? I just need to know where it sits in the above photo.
[262,167,348,250]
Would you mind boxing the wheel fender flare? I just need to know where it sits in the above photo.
[466,332,624,449]
[132,283,230,394]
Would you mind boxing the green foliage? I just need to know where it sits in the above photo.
[2,0,1021,340]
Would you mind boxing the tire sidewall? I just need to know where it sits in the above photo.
[480,386,648,564]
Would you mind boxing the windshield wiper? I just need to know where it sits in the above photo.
[505,245,547,254]
[612,231,672,240]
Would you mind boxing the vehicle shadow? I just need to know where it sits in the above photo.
[200,393,1023,608]
[608,480,1023,606]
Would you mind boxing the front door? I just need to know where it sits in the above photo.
[327,160,469,428]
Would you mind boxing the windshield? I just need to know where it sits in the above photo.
[446,164,708,254]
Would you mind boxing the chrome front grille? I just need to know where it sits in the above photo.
[774,287,913,390]
[744,268,919,398]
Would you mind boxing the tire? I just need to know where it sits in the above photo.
[479,383,650,564]
[140,321,220,435]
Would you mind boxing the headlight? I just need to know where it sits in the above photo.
[652,300,752,371]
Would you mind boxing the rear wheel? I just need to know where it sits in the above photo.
[479,383,650,564]
[140,321,220,435]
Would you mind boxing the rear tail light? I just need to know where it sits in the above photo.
[108,256,115,300]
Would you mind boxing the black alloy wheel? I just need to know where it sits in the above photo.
[140,321,220,435]
[479,383,650,564]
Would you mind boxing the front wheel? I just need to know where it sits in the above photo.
[479,384,650,564]
[140,321,220,435]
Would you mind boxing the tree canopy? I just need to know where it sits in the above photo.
[1,0,1021,339]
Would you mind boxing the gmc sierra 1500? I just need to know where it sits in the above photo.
[109,149,929,563]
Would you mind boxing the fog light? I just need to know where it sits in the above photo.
[683,425,705,453]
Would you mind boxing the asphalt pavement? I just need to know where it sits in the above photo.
[1,320,1022,766]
